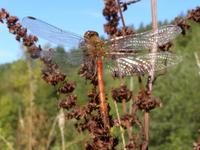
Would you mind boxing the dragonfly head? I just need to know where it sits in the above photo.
[84,31,99,41]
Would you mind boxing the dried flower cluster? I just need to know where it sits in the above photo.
[77,62,117,149]
[174,17,191,36]
[193,129,200,150]
[103,0,119,36]
[0,8,40,57]
[187,7,200,23]
[78,61,98,85]
[42,63,66,85]
[103,0,134,37]
[135,90,161,112]
[111,85,132,103]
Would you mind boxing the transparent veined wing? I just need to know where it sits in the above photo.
[22,16,84,50]
[108,52,182,76]
[39,48,86,74]
[106,25,182,52]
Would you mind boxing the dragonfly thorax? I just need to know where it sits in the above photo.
[83,30,105,58]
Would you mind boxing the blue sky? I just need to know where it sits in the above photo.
[0,0,200,64]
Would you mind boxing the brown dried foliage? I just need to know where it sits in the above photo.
[111,85,132,103]
[135,90,161,112]
[59,95,76,110]
[187,7,200,23]
[103,0,135,37]
[193,129,200,150]
[174,17,191,35]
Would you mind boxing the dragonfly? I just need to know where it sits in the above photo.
[22,16,182,128]
[22,16,182,77]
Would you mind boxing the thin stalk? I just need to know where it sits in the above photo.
[26,48,36,150]
[129,77,134,113]
[127,77,134,139]
[28,68,33,150]
[143,0,158,149]
[114,101,127,150]
[122,99,127,114]
[116,0,134,142]
[194,52,200,76]
[116,0,126,28]
[116,0,127,115]
[0,134,14,150]
[58,109,65,150]
[96,59,110,128]
[46,115,58,150]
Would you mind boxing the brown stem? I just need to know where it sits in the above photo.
[116,0,127,116]
[151,0,158,31]
[122,99,127,114]
[143,0,158,149]
[96,59,110,128]
[113,101,127,150]
[116,0,126,28]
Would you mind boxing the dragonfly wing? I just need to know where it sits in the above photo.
[146,25,182,46]
[108,52,182,76]
[106,33,151,52]
[108,55,152,76]
[136,52,182,72]
[105,52,149,76]
[106,25,182,52]
[40,48,84,71]
[22,16,84,50]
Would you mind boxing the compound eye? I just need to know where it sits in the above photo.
[84,31,99,39]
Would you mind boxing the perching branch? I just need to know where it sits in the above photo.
[143,0,158,149]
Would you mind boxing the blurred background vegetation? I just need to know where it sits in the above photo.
[0,20,200,150]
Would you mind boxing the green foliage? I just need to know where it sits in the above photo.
[150,21,200,150]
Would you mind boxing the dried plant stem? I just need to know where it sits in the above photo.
[116,0,126,28]
[46,115,58,150]
[58,109,65,150]
[114,101,127,150]
[0,134,14,150]
[26,49,36,150]
[129,77,134,114]
[96,59,110,128]
[46,109,65,150]
[127,77,134,139]
[194,52,200,76]
[143,0,158,149]
[122,99,127,114]
[117,0,127,115]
